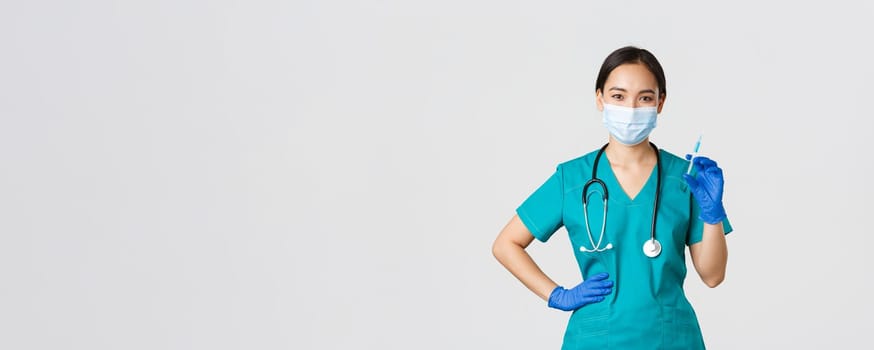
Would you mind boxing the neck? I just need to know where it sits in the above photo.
[605,137,655,166]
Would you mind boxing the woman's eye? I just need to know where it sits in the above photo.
[641,96,653,102]
[611,94,623,100]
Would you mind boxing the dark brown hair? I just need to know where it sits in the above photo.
[595,46,666,98]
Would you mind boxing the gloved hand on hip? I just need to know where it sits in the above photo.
[683,155,727,224]
[547,272,613,311]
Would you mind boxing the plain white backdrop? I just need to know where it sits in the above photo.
[2,0,873,349]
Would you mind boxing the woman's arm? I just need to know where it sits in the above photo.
[689,222,728,288]
[492,215,559,301]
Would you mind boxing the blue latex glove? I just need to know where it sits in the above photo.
[547,272,613,311]
[683,155,727,224]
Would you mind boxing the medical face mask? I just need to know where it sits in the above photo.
[602,103,658,146]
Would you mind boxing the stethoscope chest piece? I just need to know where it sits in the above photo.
[642,239,662,258]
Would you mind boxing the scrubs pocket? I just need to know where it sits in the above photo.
[574,248,617,285]
[563,312,609,349]
[670,307,704,350]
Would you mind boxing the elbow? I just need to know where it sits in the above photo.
[491,239,506,261]
[492,237,521,263]
[703,274,725,288]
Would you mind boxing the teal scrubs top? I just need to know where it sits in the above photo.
[516,148,733,350]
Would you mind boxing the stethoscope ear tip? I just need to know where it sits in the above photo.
[579,243,614,253]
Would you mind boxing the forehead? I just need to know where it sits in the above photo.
[604,63,658,91]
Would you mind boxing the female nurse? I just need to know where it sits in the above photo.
[491,46,733,349]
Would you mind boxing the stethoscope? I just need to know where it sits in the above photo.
[579,142,662,258]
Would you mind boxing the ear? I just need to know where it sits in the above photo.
[656,93,666,114]
[596,90,604,112]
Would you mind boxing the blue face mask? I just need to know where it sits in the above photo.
[602,103,658,146]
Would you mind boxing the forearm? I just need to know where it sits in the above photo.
[492,241,558,301]
[692,222,728,287]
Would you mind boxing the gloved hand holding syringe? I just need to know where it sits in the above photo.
[683,134,727,224]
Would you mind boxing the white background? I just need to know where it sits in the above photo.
[2,0,873,349]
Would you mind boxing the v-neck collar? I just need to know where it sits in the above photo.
[597,149,659,204]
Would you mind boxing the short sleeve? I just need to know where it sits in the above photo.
[516,166,565,242]
[686,195,734,246]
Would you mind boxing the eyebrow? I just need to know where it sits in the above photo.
[608,87,656,94]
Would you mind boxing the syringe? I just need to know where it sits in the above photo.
[686,135,702,175]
